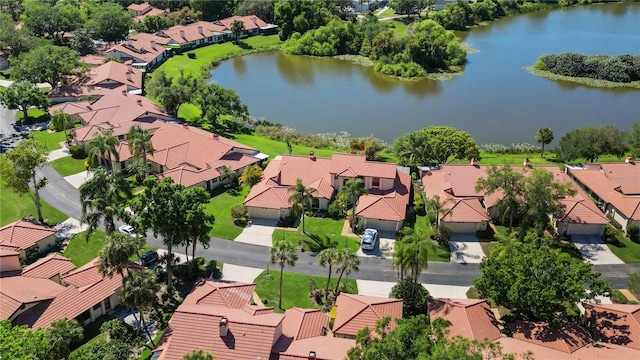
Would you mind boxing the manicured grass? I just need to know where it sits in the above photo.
[31,130,67,151]
[404,212,451,262]
[387,20,409,37]
[254,270,358,313]
[377,7,396,18]
[232,133,340,160]
[177,103,202,121]
[273,216,361,253]
[480,241,499,257]
[15,108,49,124]
[606,231,640,263]
[62,230,107,267]
[49,156,86,176]
[449,152,624,166]
[204,185,251,240]
[157,35,282,78]
[0,187,68,226]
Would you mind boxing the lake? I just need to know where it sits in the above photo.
[210,3,640,145]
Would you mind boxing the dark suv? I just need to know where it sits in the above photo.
[140,250,159,266]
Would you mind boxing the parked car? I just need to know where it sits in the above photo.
[360,228,379,250]
[140,250,159,266]
[118,224,140,237]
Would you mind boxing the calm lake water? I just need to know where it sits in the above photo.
[210,3,640,145]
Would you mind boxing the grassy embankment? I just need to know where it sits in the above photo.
[525,67,640,89]
[0,187,68,226]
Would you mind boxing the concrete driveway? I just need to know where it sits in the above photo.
[357,279,470,299]
[54,217,88,240]
[221,264,264,283]
[572,235,625,265]
[64,170,94,188]
[234,218,278,247]
[47,147,71,162]
[357,279,396,298]
[449,233,485,264]
[356,231,396,259]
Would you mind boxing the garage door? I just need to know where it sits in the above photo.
[363,218,398,232]
[567,224,605,235]
[247,207,281,220]
[444,222,479,233]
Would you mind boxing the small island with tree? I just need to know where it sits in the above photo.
[527,52,640,89]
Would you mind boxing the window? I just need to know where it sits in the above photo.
[372,177,380,188]
[93,303,101,311]
[103,298,111,311]
[312,198,320,209]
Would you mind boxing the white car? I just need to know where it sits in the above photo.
[118,224,140,237]
[360,228,379,250]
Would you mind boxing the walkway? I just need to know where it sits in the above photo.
[572,235,625,265]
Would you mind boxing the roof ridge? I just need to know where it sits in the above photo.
[559,201,580,221]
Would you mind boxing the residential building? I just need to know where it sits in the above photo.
[155,21,229,49]
[81,54,107,67]
[20,253,76,282]
[332,293,403,339]
[566,161,640,230]
[244,153,411,232]
[127,2,169,23]
[0,219,58,261]
[427,298,501,341]
[421,164,609,235]
[105,33,171,72]
[217,15,278,36]
[115,122,267,189]
[585,303,640,350]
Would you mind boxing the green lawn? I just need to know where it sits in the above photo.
[49,156,86,177]
[377,7,396,18]
[177,103,202,121]
[480,241,499,257]
[156,35,282,78]
[606,231,640,263]
[387,20,409,37]
[273,216,361,253]
[231,133,341,160]
[449,152,624,166]
[31,129,67,151]
[205,185,251,240]
[254,270,358,313]
[62,230,108,267]
[15,108,49,124]
[405,212,451,262]
[0,187,68,226]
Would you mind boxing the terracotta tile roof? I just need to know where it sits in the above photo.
[0,220,55,251]
[158,21,228,46]
[586,303,640,350]
[508,321,590,353]
[496,337,640,359]
[82,54,107,66]
[48,101,93,116]
[158,166,220,188]
[21,254,75,279]
[155,303,284,360]
[0,248,19,257]
[428,298,501,341]
[182,279,256,309]
[218,15,270,31]
[330,153,397,179]
[61,258,104,288]
[134,7,167,22]
[0,276,67,320]
[569,162,640,221]
[557,200,609,224]
[105,33,169,64]
[48,84,126,99]
[442,198,490,223]
[127,2,151,12]
[333,294,403,337]
[282,308,329,340]
[355,170,410,222]
[275,336,355,360]
[87,61,143,90]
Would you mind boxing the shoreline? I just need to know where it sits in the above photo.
[524,66,640,89]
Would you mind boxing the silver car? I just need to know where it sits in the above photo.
[360,229,378,250]
[118,224,140,238]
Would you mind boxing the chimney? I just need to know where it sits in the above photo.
[309,151,316,161]
[626,156,634,163]
[127,64,133,73]
[524,158,531,167]
[180,30,185,39]
[182,123,188,128]
[219,317,228,337]
[165,7,170,13]
[470,158,478,166]
[212,133,219,140]
[127,39,133,47]
[308,351,317,360]
[198,26,204,35]
[121,89,127,96]
[136,99,142,105]
[360,147,365,156]
[126,72,132,82]
[150,41,156,50]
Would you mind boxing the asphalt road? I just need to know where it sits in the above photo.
[0,104,21,153]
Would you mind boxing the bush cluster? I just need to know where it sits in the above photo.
[480,143,539,154]
[254,124,341,149]
[69,145,87,159]
[535,53,640,83]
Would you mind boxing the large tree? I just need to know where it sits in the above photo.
[10,44,86,88]
[474,232,611,325]
[119,270,160,336]
[274,0,339,40]
[51,110,75,141]
[79,167,131,238]
[237,0,276,22]
[0,81,50,124]
[238,164,263,187]
[126,125,154,177]
[270,239,298,310]
[625,122,640,158]
[535,127,554,157]
[22,0,84,41]
[87,128,120,168]
[393,228,431,283]
[98,233,138,281]
[47,318,84,360]
[475,165,525,232]
[317,247,340,298]
[194,83,249,132]
[287,178,316,233]
[339,178,368,232]
[85,1,132,42]
[394,126,480,167]
[521,168,575,233]
[334,248,360,294]
[556,125,627,163]
[0,139,48,222]
[182,186,214,277]
[389,278,430,318]
[145,70,198,116]
[0,320,49,360]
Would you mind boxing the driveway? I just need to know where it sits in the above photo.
[449,234,485,264]
[356,231,396,259]
[423,283,470,299]
[54,217,88,239]
[234,218,278,247]
[357,279,396,298]
[47,147,71,162]
[221,264,264,283]
[356,279,470,299]
[572,235,625,265]
[64,170,94,188]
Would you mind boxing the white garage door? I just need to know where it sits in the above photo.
[444,222,479,233]
[247,207,281,220]
[567,224,605,235]
[364,218,398,232]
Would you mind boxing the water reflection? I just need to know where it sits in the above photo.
[232,57,247,75]
[274,52,315,86]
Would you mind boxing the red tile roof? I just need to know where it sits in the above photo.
[508,321,590,353]
[355,170,410,221]
[0,220,55,251]
[183,279,256,309]
[82,54,107,66]
[497,337,640,359]
[428,298,501,341]
[282,307,329,340]
[0,276,67,320]
[127,2,151,12]
[333,294,403,337]
[105,33,169,64]
[275,336,356,360]
[0,248,19,257]
[87,61,143,90]
[158,21,228,46]
[218,15,270,31]
[442,198,490,223]
[21,253,75,279]
[586,303,640,350]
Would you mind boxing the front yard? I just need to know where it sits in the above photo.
[62,230,108,267]
[0,186,68,226]
[606,229,640,263]
[31,129,67,151]
[273,216,361,253]
[204,185,251,240]
[49,156,87,177]
[254,270,358,313]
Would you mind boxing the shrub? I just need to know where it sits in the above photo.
[603,224,622,245]
[328,201,345,219]
[69,145,86,159]
[231,205,249,225]
[627,223,640,243]
[437,224,452,247]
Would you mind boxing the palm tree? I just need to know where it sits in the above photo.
[51,110,75,143]
[339,178,368,232]
[219,165,238,189]
[230,19,245,42]
[334,248,360,294]
[98,233,137,281]
[426,194,454,228]
[270,239,298,310]
[79,167,132,238]
[126,125,154,177]
[396,228,432,283]
[119,269,160,337]
[318,247,340,298]
[535,127,554,157]
[288,178,316,233]
[47,318,83,360]
[183,350,214,360]
[87,128,120,168]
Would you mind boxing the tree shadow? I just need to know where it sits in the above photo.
[235,40,253,50]
[304,233,338,253]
